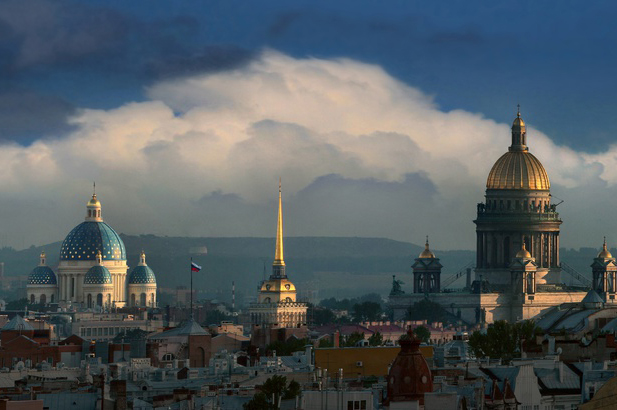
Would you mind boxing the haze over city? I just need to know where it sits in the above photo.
[0,1,615,250]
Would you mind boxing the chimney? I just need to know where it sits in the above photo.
[334,331,340,348]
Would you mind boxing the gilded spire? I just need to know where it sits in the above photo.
[272,179,286,277]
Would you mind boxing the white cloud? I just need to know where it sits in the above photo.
[0,50,614,250]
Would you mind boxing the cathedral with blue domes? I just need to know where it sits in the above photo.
[27,191,157,309]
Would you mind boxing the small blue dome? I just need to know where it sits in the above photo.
[84,265,112,285]
[128,266,157,285]
[60,221,126,261]
[28,266,57,285]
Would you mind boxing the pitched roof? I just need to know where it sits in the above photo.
[2,315,34,331]
[148,319,209,339]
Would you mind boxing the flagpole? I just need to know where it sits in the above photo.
[190,257,194,320]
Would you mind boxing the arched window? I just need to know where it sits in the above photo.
[140,293,146,306]
[264,297,271,303]
[150,293,155,306]
[30,294,35,304]
[97,293,103,306]
[87,294,93,308]
[131,294,136,307]
[106,294,111,307]
[50,294,55,303]
[40,294,46,305]
[162,353,175,361]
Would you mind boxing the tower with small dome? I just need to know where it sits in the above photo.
[26,252,57,305]
[591,238,617,302]
[127,251,157,307]
[412,237,442,293]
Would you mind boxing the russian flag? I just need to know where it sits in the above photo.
[191,262,202,272]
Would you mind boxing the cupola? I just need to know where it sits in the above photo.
[85,183,102,222]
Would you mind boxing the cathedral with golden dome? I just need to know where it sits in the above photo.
[27,190,157,310]
[389,108,607,324]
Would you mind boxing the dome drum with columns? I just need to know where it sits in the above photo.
[474,109,562,287]
[27,189,157,309]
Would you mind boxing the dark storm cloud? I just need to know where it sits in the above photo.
[0,0,258,142]
[0,89,76,143]
[144,45,256,80]
[0,0,128,70]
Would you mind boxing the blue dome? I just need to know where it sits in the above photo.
[28,266,57,285]
[60,221,126,261]
[84,265,112,285]
[128,266,157,285]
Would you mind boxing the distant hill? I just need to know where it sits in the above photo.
[1,235,602,303]
[0,235,475,301]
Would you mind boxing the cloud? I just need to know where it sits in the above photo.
[0,50,614,251]
[0,0,128,69]
[0,89,76,142]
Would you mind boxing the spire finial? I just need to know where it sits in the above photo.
[517,104,521,118]
[273,180,286,275]
[604,236,607,250]
[93,181,96,198]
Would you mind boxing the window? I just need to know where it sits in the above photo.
[361,400,367,409]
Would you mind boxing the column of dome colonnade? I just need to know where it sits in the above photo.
[474,108,562,288]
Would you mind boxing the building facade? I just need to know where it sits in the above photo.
[389,109,588,324]
[26,191,157,310]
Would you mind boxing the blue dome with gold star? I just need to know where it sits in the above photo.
[28,266,57,285]
[84,265,112,285]
[60,221,126,261]
[128,265,157,284]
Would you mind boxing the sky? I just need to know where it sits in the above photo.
[0,0,616,250]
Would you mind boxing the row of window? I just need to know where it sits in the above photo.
[79,326,143,338]
[30,294,55,304]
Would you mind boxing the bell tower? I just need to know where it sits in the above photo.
[591,238,617,303]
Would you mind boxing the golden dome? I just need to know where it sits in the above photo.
[486,151,550,190]
[87,194,100,207]
[516,243,532,259]
[598,238,613,259]
[418,237,435,259]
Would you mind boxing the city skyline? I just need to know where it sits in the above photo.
[0,1,615,250]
